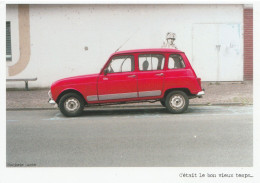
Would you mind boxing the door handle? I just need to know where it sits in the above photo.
[128,75,136,78]
[103,77,108,80]
[155,73,164,76]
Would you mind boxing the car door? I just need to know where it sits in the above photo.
[97,54,138,101]
[137,53,165,98]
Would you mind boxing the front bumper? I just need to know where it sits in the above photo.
[48,90,56,104]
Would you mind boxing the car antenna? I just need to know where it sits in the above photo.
[115,29,139,53]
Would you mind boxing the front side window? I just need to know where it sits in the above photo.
[168,54,185,69]
[138,54,165,71]
[106,55,135,73]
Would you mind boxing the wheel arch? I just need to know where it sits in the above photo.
[163,88,193,101]
[56,89,87,105]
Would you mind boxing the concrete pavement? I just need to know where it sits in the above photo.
[6,81,253,109]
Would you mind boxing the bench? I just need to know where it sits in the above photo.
[6,77,37,91]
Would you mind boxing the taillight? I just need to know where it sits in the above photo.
[197,78,201,87]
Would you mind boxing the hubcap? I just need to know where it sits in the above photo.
[64,97,80,112]
[169,94,185,109]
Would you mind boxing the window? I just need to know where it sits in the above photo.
[106,55,134,73]
[138,54,165,71]
[6,21,12,61]
[168,54,185,69]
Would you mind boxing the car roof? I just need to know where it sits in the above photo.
[114,48,183,55]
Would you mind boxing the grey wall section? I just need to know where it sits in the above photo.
[6,4,243,88]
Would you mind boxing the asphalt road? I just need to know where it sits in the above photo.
[6,105,253,167]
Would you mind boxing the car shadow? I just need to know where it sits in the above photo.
[80,107,192,117]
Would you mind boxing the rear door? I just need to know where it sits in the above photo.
[137,53,165,98]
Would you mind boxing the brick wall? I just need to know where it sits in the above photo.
[243,8,253,80]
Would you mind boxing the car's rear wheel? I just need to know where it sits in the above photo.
[59,93,85,117]
[165,91,189,114]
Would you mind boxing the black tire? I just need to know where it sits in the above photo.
[59,93,85,117]
[160,100,166,107]
[165,91,189,114]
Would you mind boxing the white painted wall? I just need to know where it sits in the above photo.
[193,23,243,81]
[6,4,243,88]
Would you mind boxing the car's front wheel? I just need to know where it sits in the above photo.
[59,93,85,117]
[165,91,189,114]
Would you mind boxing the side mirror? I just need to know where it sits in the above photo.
[104,68,109,75]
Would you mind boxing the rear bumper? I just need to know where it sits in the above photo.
[196,90,205,98]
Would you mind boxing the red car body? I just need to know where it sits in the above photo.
[49,48,204,116]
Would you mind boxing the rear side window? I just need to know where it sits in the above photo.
[138,54,165,71]
[168,54,185,69]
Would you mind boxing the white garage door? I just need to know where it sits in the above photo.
[192,24,243,81]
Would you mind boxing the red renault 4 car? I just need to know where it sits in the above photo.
[48,48,204,117]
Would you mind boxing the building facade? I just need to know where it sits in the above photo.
[6,4,253,88]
